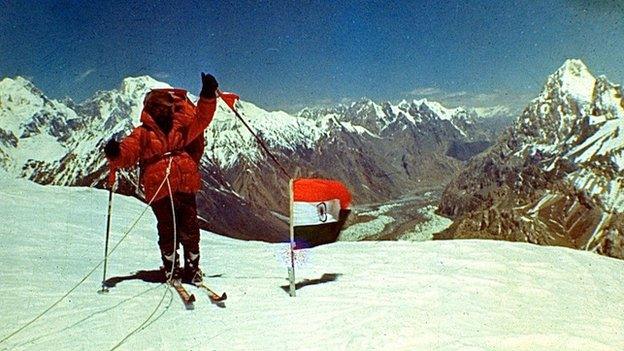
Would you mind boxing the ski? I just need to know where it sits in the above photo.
[169,279,195,309]
[194,282,227,304]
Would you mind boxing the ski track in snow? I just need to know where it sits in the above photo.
[1,176,624,350]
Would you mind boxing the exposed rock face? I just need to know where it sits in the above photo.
[437,59,624,259]
[0,75,502,242]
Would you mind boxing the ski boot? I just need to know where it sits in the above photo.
[184,250,203,285]
[161,249,183,282]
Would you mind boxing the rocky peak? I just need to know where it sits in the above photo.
[0,76,48,109]
[542,59,596,105]
[87,75,169,108]
[300,97,486,138]
[120,75,170,97]
[0,76,40,93]
[413,99,447,118]
[297,105,347,120]
[343,99,388,132]
[396,99,409,108]
[437,59,624,260]
[79,75,171,130]
[592,76,624,120]
[0,76,80,141]
[512,60,604,153]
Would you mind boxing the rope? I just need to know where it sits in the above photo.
[0,158,175,346]
[109,284,171,351]
[108,158,176,351]
[164,157,178,283]
[14,284,163,348]
[109,157,177,351]
[0,257,108,345]
[221,94,292,180]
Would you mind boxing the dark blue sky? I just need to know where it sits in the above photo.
[1,0,623,112]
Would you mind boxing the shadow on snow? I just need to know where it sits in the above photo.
[280,273,343,294]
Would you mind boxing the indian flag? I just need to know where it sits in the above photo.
[290,178,352,249]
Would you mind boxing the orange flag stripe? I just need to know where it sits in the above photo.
[293,178,352,209]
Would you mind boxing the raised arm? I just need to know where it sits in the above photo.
[186,97,217,143]
[185,73,219,143]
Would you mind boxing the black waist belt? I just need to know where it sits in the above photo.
[141,150,185,167]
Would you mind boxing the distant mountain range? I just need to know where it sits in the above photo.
[3,59,622,260]
[0,74,506,241]
[437,59,624,259]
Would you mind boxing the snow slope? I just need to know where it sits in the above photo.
[1,176,623,350]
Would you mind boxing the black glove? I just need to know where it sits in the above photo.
[104,139,120,158]
[200,72,218,99]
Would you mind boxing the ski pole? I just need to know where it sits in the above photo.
[217,89,292,180]
[99,167,116,293]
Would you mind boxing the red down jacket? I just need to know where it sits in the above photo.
[107,89,217,202]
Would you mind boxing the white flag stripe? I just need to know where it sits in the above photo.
[293,199,341,226]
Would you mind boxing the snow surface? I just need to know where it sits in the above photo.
[13,134,68,166]
[1,177,624,350]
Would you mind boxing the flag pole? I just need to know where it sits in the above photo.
[217,89,296,295]
[288,179,296,297]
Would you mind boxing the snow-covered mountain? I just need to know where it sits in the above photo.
[0,75,169,184]
[0,77,77,173]
[298,97,485,138]
[438,59,624,259]
[469,105,516,119]
[1,175,622,350]
[0,75,499,241]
